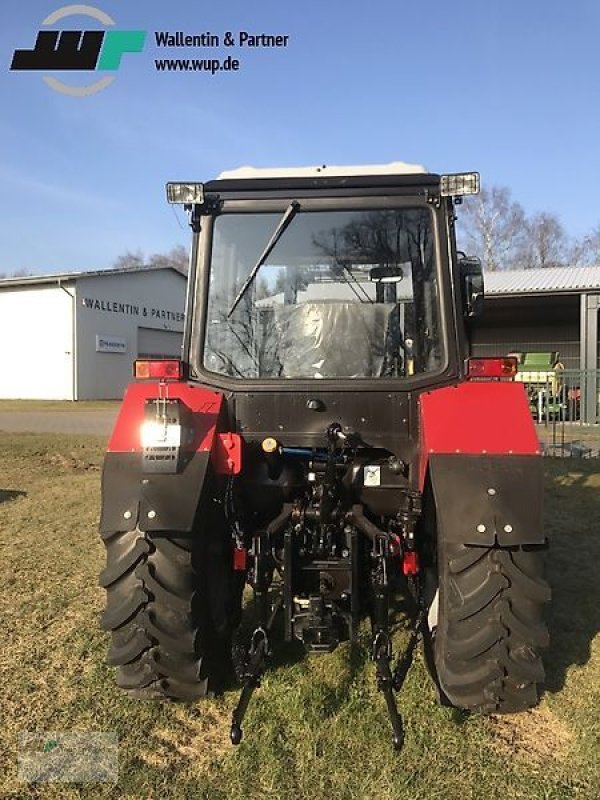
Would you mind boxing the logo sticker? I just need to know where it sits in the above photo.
[10,5,146,96]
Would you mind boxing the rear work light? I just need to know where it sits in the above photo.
[134,359,183,381]
[440,172,480,197]
[166,182,205,204]
[141,398,184,474]
[467,357,518,379]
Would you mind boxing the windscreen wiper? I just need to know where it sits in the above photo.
[227,200,301,318]
[339,262,373,304]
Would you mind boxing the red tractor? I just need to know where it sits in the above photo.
[99,164,550,749]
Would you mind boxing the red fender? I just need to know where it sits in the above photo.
[418,382,541,491]
[107,382,241,475]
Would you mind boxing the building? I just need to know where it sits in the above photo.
[473,266,600,371]
[0,266,187,400]
[473,266,600,423]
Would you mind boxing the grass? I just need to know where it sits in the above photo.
[0,400,120,412]
[536,422,600,458]
[0,434,598,799]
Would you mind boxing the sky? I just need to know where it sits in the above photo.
[1,0,600,273]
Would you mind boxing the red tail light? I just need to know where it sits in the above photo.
[466,357,518,379]
[134,359,183,380]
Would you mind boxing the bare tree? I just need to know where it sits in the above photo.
[457,186,527,271]
[113,249,145,270]
[567,236,589,267]
[518,212,569,269]
[571,225,600,266]
[0,268,33,279]
[255,276,270,300]
[113,245,189,273]
[148,245,189,272]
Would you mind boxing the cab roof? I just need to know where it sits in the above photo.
[203,162,440,196]
[217,162,428,179]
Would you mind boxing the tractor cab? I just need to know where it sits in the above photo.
[174,164,481,393]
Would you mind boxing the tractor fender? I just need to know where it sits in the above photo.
[418,382,544,547]
[100,382,241,535]
[427,453,544,546]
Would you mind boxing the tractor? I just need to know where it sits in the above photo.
[99,163,550,749]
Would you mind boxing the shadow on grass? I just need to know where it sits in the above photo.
[229,586,435,725]
[542,460,600,694]
[0,489,26,503]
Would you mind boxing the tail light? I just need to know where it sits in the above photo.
[466,357,518,379]
[134,359,183,380]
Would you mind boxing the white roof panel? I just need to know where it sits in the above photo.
[217,162,428,180]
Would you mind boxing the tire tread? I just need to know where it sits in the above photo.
[436,540,550,714]
[100,526,233,700]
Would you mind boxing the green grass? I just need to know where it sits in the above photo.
[0,435,598,799]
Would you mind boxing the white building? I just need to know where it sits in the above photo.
[0,266,187,400]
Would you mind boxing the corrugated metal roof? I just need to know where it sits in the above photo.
[485,266,600,295]
[0,264,186,289]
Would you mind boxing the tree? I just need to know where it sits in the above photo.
[519,212,569,269]
[457,186,527,271]
[571,225,600,266]
[0,268,33,279]
[113,245,189,273]
[255,276,270,300]
[113,249,145,270]
[148,245,188,272]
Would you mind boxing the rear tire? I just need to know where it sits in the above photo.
[99,519,241,700]
[434,539,550,713]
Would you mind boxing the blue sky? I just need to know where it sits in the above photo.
[1,0,600,272]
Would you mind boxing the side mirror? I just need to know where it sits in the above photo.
[459,255,484,319]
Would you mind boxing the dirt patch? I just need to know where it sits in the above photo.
[139,703,232,773]
[490,706,573,764]
[44,452,101,472]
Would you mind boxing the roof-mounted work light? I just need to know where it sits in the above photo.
[440,172,480,197]
[166,182,205,204]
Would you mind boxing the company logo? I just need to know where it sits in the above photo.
[10,4,146,96]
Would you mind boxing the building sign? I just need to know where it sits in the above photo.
[96,335,127,353]
[82,296,184,323]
